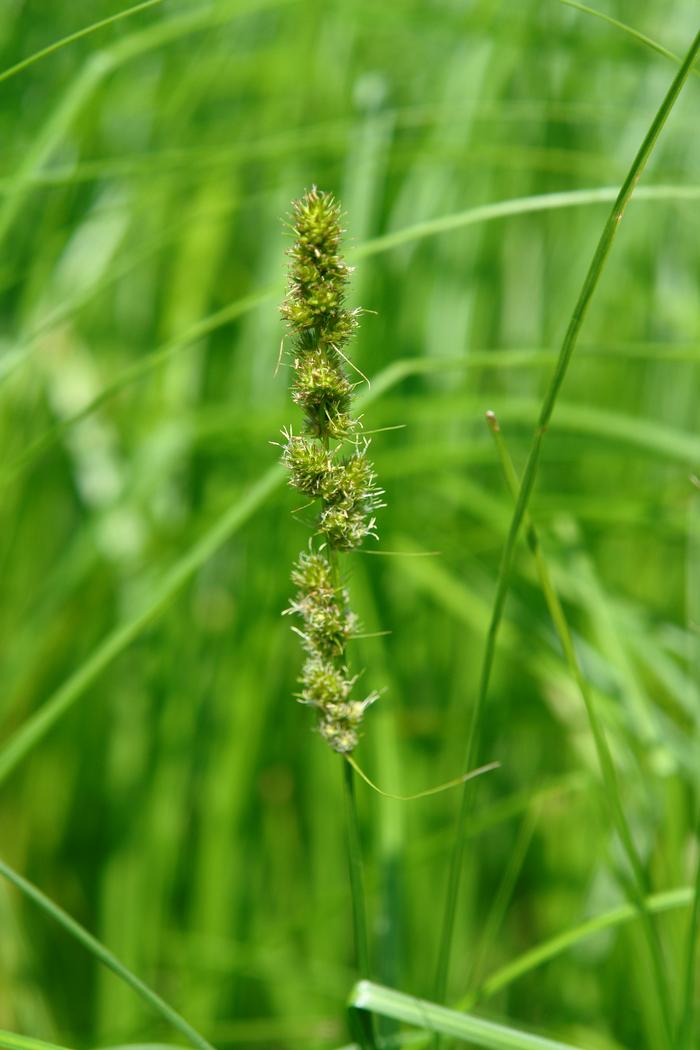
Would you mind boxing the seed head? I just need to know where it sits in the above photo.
[280,188,384,753]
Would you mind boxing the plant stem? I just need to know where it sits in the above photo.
[678,484,700,1049]
[433,26,700,1027]
[343,759,377,1049]
[486,412,674,1045]
[678,828,700,1048]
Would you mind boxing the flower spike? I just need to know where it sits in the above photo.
[280,188,383,752]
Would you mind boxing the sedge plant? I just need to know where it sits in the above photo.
[278,187,382,1044]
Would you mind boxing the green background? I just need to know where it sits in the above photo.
[0,1,699,1048]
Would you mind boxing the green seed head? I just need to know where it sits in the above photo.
[280,189,383,753]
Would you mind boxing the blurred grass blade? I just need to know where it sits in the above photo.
[349,981,586,1050]
[0,0,163,85]
[472,887,693,1006]
[0,859,216,1050]
[0,54,112,249]
[96,1046,189,1050]
[96,1046,190,1050]
[353,185,700,260]
[0,1033,73,1050]
[0,466,282,784]
[557,0,694,71]
[434,28,700,1029]
[466,804,539,993]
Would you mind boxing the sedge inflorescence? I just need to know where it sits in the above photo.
[280,187,382,753]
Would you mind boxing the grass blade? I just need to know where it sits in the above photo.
[0,859,216,1050]
[471,887,693,1006]
[0,1034,73,1050]
[556,0,696,73]
[434,27,700,1038]
[353,185,700,261]
[0,0,163,85]
[350,981,586,1050]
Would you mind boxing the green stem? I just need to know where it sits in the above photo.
[678,833,700,1048]
[343,760,371,977]
[678,488,700,1048]
[0,858,216,1050]
[343,759,377,1049]
[433,26,700,1028]
[486,412,674,1045]
[465,799,539,994]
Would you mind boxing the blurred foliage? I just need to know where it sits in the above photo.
[0,1,699,1048]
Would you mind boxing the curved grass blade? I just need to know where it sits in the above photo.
[0,0,163,85]
[350,981,586,1050]
[557,0,700,78]
[470,887,693,1007]
[433,28,700,1043]
[353,184,700,261]
[347,756,500,801]
[0,859,216,1050]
